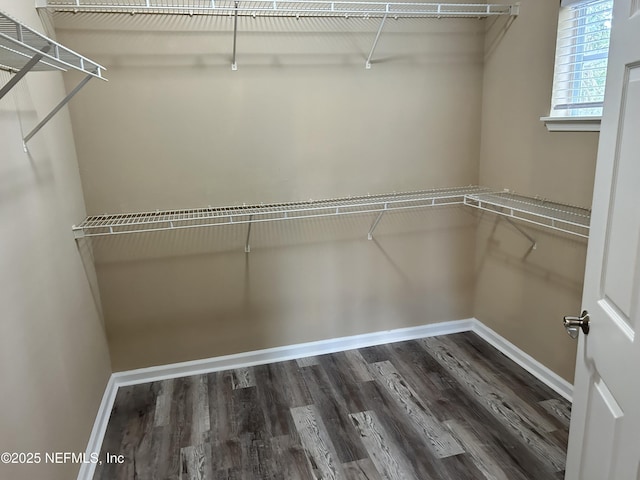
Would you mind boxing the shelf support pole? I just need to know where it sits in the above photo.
[231,1,239,70]
[0,45,50,100]
[245,215,253,252]
[368,207,387,240]
[23,72,94,148]
[366,13,388,69]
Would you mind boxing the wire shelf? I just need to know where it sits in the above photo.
[40,1,518,18]
[73,186,491,238]
[464,191,591,238]
[73,186,592,240]
[0,10,105,78]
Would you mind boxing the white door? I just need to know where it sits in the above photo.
[564,0,640,479]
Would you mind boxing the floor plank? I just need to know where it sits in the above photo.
[368,360,464,459]
[291,405,345,480]
[270,434,315,480]
[348,410,417,480]
[444,419,512,480]
[357,378,458,480]
[299,364,369,463]
[539,398,572,428]
[231,368,256,390]
[342,458,382,480]
[180,443,211,480]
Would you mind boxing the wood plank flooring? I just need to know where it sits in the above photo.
[94,332,571,479]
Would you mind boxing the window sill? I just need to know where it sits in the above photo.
[540,116,601,132]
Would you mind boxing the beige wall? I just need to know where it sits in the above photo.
[476,0,599,382]
[56,13,484,212]
[55,12,485,370]
[0,3,111,479]
[95,208,477,370]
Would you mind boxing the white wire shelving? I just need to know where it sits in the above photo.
[72,186,490,244]
[0,11,104,77]
[38,1,519,70]
[72,186,591,253]
[464,191,591,239]
[0,9,106,146]
[39,1,518,19]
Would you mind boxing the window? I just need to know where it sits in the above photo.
[549,0,613,119]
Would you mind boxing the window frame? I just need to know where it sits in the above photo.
[542,0,613,132]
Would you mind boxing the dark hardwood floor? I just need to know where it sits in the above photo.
[94,332,571,479]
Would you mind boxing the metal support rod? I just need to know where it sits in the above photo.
[245,215,253,253]
[368,210,386,240]
[365,13,388,69]
[503,216,537,250]
[231,1,239,70]
[23,73,93,146]
[0,45,50,100]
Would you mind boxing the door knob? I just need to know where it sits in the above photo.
[563,310,590,339]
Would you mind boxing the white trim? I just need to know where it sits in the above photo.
[470,319,574,401]
[77,376,118,480]
[113,319,474,386]
[78,317,573,479]
[540,116,601,132]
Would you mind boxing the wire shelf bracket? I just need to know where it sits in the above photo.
[22,72,94,149]
[245,214,253,252]
[231,1,239,70]
[367,207,386,239]
[0,9,107,147]
[503,216,537,250]
[365,12,387,69]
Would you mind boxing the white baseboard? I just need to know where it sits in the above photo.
[470,319,574,402]
[78,317,572,479]
[77,376,118,480]
[113,319,475,386]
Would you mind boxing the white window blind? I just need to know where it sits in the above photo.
[550,0,613,118]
